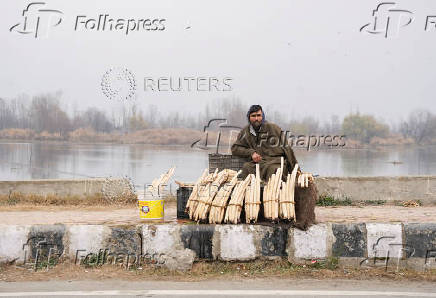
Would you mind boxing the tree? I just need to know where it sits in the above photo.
[29,93,70,135]
[400,110,436,144]
[129,112,147,131]
[287,116,319,135]
[342,113,389,143]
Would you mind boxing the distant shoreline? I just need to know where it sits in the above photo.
[0,138,434,152]
[0,127,435,149]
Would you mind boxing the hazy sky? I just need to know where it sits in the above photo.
[2,0,436,124]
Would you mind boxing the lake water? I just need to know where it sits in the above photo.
[1,142,435,189]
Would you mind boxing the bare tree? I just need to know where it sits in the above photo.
[400,110,435,144]
[29,93,70,135]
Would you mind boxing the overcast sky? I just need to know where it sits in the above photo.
[1,0,436,124]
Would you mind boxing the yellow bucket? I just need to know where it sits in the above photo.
[138,192,164,220]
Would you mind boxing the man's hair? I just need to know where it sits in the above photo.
[246,105,263,118]
[246,105,265,125]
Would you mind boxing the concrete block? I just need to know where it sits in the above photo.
[261,226,288,257]
[404,223,436,271]
[292,224,329,259]
[160,249,196,271]
[142,225,181,254]
[332,223,366,257]
[28,224,66,259]
[366,223,403,258]
[0,178,126,198]
[216,225,257,261]
[142,225,195,270]
[66,225,111,258]
[404,223,436,258]
[106,227,141,255]
[181,225,214,259]
[315,176,436,205]
[0,225,30,264]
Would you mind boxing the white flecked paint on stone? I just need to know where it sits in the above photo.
[219,225,256,261]
[67,225,109,258]
[142,225,180,254]
[0,225,30,263]
[142,225,195,271]
[366,223,403,258]
[293,224,328,259]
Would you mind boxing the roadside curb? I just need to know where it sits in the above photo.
[1,223,435,271]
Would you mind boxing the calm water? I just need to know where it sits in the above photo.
[1,142,435,187]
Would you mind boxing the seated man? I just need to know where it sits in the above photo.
[231,105,299,181]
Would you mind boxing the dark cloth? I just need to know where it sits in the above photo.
[231,121,298,181]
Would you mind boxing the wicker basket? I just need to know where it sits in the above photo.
[208,154,247,173]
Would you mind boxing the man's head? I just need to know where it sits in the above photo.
[247,105,264,129]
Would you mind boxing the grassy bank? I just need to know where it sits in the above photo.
[0,128,431,148]
[1,259,435,282]
[0,128,221,146]
[0,192,137,207]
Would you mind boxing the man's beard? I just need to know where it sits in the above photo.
[251,120,262,130]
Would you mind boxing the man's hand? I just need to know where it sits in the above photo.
[251,152,262,163]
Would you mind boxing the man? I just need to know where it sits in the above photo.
[231,105,299,181]
[231,105,317,230]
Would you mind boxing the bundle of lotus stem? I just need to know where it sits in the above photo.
[185,168,209,218]
[209,170,241,224]
[192,169,234,221]
[245,164,261,223]
[279,164,299,220]
[147,166,175,196]
[224,174,251,224]
[185,164,315,225]
[263,157,284,221]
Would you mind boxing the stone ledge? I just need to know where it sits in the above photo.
[0,223,435,271]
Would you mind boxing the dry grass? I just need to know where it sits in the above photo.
[123,128,203,145]
[370,135,415,146]
[1,259,435,282]
[34,131,64,141]
[1,127,435,147]
[0,128,35,139]
[0,128,238,146]
[0,192,137,207]
[68,128,119,143]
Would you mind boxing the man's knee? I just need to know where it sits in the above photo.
[240,161,255,178]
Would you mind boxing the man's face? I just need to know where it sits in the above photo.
[249,110,263,129]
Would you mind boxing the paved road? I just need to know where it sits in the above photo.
[2,204,436,225]
[0,279,435,297]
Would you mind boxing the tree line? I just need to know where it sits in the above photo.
[0,93,435,145]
